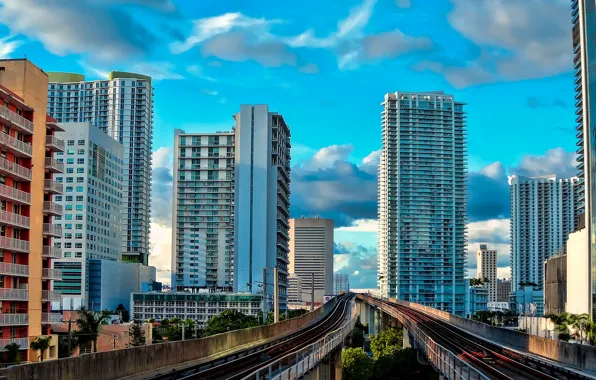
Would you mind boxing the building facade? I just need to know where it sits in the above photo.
[234,105,291,311]
[287,274,303,304]
[52,122,123,307]
[544,254,567,315]
[47,72,153,264]
[289,217,334,303]
[464,279,488,319]
[509,175,579,292]
[131,292,261,327]
[378,91,467,315]
[477,244,497,303]
[497,279,511,303]
[171,130,235,291]
[510,287,544,317]
[0,59,62,360]
[334,273,349,295]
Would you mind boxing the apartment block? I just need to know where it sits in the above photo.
[0,59,61,361]
[289,217,334,303]
[477,244,497,303]
[378,91,467,315]
[334,273,350,295]
[171,129,235,291]
[509,175,579,291]
[497,278,511,303]
[52,122,124,308]
[47,72,153,265]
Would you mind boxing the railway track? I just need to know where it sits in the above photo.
[367,296,589,380]
[149,294,352,380]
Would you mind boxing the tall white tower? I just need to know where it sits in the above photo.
[477,244,497,303]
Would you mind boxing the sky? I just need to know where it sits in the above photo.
[0,0,579,288]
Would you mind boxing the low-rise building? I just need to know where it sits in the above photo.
[131,292,262,327]
[464,279,488,319]
[510,286,544,317]
[334,273,349,294]
[487,302,510,312]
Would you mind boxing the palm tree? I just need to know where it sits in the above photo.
[76,307,111,352]
[572,313,591,344]
[30,336,52,362]
[3,342,21,364]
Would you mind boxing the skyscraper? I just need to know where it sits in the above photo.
[509,175,579,291]
[171,129,235,291]
[477,244,497,303]
[52,122,124,307]
[289,217,334,303]
[378,91,467,315]
[46,72,153,265]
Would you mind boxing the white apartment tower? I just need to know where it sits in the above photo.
[53,122,124,307]
[510,175,579,291]
[477,244,497,303]
[171,129,235,291]
[378,91,467,315]
[234,105,291,311]
[46,72,152,265]
[289,217,334,303]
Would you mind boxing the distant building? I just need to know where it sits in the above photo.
[510,287,544,317]
[289,217,334,303]
[477,244,497,303]
[566,228,589,314]
[544,254,567,315]
[334,273,350,294]
[487,302,509,312]
[497,279,511,303]
[464,279,488,319]
[288,274,303,304]
[131,292,262,327]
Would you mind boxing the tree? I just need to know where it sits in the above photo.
[373,348,422,380]
[3,342,21,364]
[572,313,591,344]
[129,321,145,346]
[30,336,52,362]
[76,307,111,352]
[203,309,259,337]
[470,278,485,286]
[370,328,403,359]
[341,348,373,380]
[116,304,130,323]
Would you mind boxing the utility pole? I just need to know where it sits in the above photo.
[311,273,315,312]
[262,267,268,323]
[113,335,117,350]
[274,267,279,323]
[67,317,72,355]
[182,324,185,341]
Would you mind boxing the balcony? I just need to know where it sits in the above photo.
[0,337,29,350]
[0,157,32,181]
[0,211,29,229]
[0,313,28,326]
[43,201,62,216]
[0,184,30,205]
[0,237,29,253]
[41,290,60,302]
[42,268,62,280]
[42,246,62,259]
[0,106,34,135]
[0,288,28,301]
[44,157,64,173]
[41,313,62,324]
[46,117,65,132]
[42,223,62,238]
[45,135,65,152]
[0,133,32,158]
[44,179,63,194]
[0,262,28,277]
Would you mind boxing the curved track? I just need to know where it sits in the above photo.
[149,294,352,380]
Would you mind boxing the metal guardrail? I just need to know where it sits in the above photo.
[0,106,34,134]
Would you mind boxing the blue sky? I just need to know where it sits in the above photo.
[0,0,579,287]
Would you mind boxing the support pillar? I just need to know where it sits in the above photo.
[403,327,411,348]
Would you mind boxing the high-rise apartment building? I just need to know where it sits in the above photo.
[52,122,123,307]
[287,274,303,304]
[509,175,579,291]
[497,278,511,303]
[0,59,61,360]
[171,129,235,291]
[377,91,467,315]
[46,72,153,265]
[289,217,333,303]
[334,273,350,295]
[234,105,291,311]
[477,244,497,303]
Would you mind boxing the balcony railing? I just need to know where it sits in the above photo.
[42,223,62,237]
[0,337,29,350]
[0,313,28,326]
[42,246,62,259]
[45,135,65,152]
[0,157,32,181]
[43,201,62,216]
[0,262,29,277]
[41,290,60,302]
[0,106,34,134]
[41,313,62,324]
[0,133,32,157]
[44,157,64,173]
[0,288,28,301]
[42,268,62,280]
[0,184,30,205]
[43,179,63,194]
[0,237,29,253]
[0,210,29,229]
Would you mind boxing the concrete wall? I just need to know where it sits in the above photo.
[0,299,337,380]
[379,296,596,373]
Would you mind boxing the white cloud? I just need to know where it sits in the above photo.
[186,65,217,82]
[149,222,172,285]
[128,62,183,81]
[305,144,354,170]
[152,147,173,170]
[0,35,22,58]
[336,219,378,233]
[78,61,109,79]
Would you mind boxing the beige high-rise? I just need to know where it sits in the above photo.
[477,244,497,303]
[289,217,333,304]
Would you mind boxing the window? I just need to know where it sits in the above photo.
[65,196,73,201]
[65,224,72,230]
[75,224,82,230]
[65,205,73,211]
[77,168,84,174]
[67,149,75,155]
[65,214,72,220]
[66,177,73,183]
[77,149,85,155]
[76,214,83,221]
[55,196,62,202]
[77,158,84,165]
[75,252,83,258]
[66,168,74,174]
[65,186,73,193]
[75,233,83,239]
[67,158,74,165]
[65,243,72,248]
[67,140,74,146]
[78,140,85,146]
[64,252,71,258]
[76,205,83,211]
[76,186,84,192]
[76,196,83,202]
